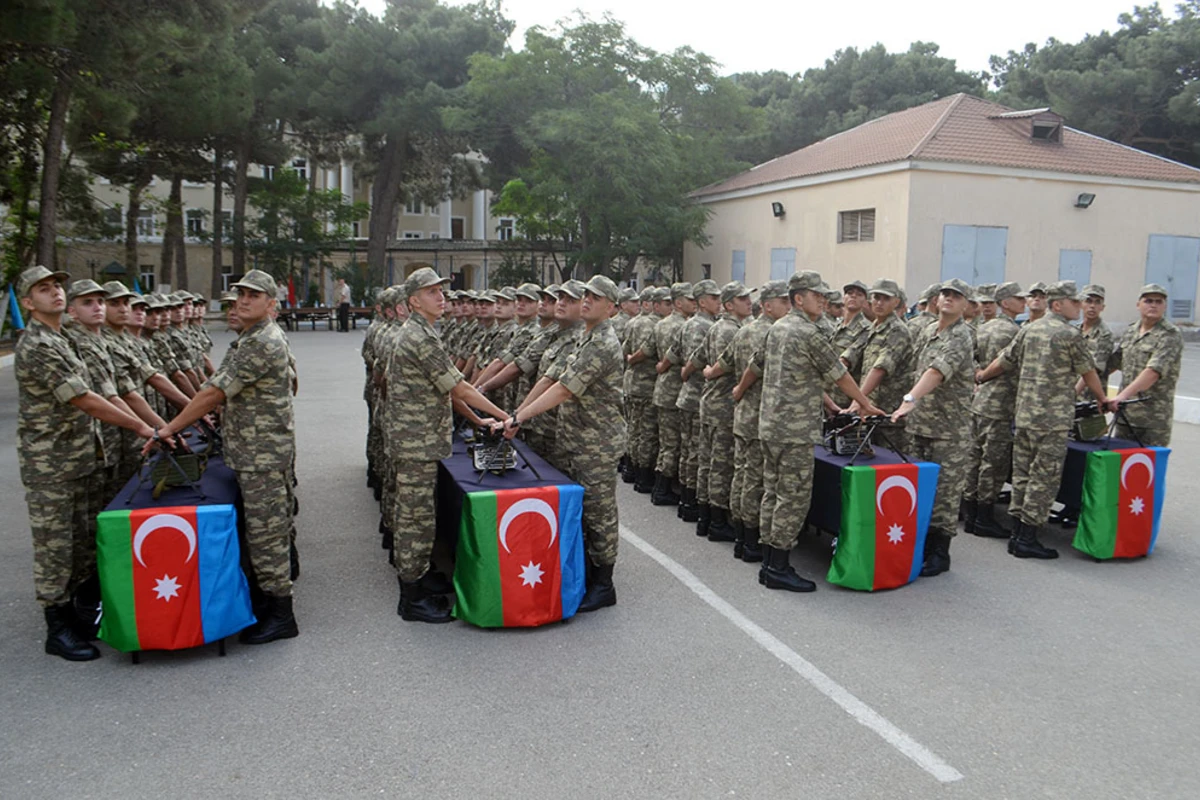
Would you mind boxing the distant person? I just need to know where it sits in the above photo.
[335,278,352,332]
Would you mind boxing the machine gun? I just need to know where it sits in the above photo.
[823,413,910,465]
[1071,395,1148,444]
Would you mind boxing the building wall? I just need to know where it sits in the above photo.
[683,170,912,288]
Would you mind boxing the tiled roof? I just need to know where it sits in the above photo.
[692,93,1200,198]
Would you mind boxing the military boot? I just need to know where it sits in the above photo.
[633,466,654,494]
[758,544,817,592]
[707,506,736,542]
[620,456,635,484]
[289,542,301,581]
[239,594,299,644]
[741,526,764,563]
[962,499,978,534]
[920,530,951,576]
[732,519,746,559]
[679,488,700,523]
[578,563,617,613]
[71,574,102,640]
[398,576,454,623]
[1010,519,1059,560]
[419,566,454,594]
[695,503,711,536]
[972,503,1010,539]
[651,472,679,506]
[44,604,100,661]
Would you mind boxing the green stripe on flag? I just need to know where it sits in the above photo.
[95,510,140,652]
[1073,450,1121,560]
[452,491,504,627]
[827,466,878,591]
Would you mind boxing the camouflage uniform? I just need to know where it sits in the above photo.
[997,311,1096,526]
[362,312,385,481]
[63,322,123,515]
[1081,318,1114,386]
[964,314,1020,504]
[649,308,688,479]
[695,311,742,509]
[905,310,937,340]
[672,307,715,492]
[841,311,913,450]
[16,318,102,607]
[205,318,296,597]
[905,318,975,537]
[102,326,160,486]
[758,310,847,549]
[722,311,773,528]
[1110,319,1183,447]
[556,319,627,566]
[622,309,661,472]
[827,312,870,407]
[535,319,584,469]
[611,309,632,343]
[496,317,539,411]
[511,322,560,453]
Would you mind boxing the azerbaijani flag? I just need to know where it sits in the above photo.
[96,505,255,651]
[1073,447,1170,559]
[453,485,586,627]
[827,461,940,591]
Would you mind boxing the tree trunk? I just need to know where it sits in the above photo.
[35,75,72,268]
[211,145,224,298]
[124,173,150,286]
[367,135,406,288]
[14,113,40,268]
[160,173,184,289]
[233,136,251,276]
[173,179,189,291]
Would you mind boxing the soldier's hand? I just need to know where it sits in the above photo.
[732,384,744,402]
[861,402,885,418]
[655,359,669,374]
[890,401,914,423]
[847,401,861,415]
[488,419,506,435]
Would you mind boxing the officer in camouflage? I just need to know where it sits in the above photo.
[1110,283,1185,447]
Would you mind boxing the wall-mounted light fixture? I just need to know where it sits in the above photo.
[771,202,785,218]
[1074,192,1096,209]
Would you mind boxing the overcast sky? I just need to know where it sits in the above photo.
[357,0,1145,77]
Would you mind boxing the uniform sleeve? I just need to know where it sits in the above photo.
[206,333,285,399]
[1145,329,1183,377]
[560,339,613,398]
[995,328,1025,373]
[805,334,848,385]
[37,345,91,404]
[1068,332,1098,376]
[930,328,975,380]
[863,335,898,377]
[748,345,765,377]
[1093,330,1114,374]
[411,330,463,394]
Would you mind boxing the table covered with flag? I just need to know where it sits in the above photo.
[96,445,256,652]
[437,438,586,628]
[807,446,941,592]
[1068,443,1170,560]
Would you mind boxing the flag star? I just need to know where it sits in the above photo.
[886,523,905,544]
[153,574,181,602]
[519,561,544,588]
[1129,496,1146,516]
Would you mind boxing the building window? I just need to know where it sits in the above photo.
[405,198,423,215]
[140,268,156,292]
[498,218,515,241]
[702,264,712,279]
[351,221,362,238]
[403,231,423,240]
[430,233,440,240]
[186,209,205,237]
[136,210,156,238]
[429,203,439,216]
[262,165,276,181]
[291,159,307,181]
[220,263,234,291]
[838,209,875,243]
[451,217,465,240]
[731,250,746,283]
[104,208,122,226]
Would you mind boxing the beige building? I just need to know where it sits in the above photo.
[685,93,1200,326]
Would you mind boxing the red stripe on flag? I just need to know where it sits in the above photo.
[130,507,205,650]
[495,487,563,627]
[1115,449,1156,559]
[874,463,921,590]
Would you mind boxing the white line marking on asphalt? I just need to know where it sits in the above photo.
[619,524,965,784]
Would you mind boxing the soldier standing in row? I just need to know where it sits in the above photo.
[521,281,585,469]
[907,283,941,338]
[841,279,913,450]
[827,280,871,408]
[641,282,691,506]
[622,287,663,494]
[1109,283,1185,446]
[673,280,718,523]
[1079,285,1114,388]
[1024,282,1048,323]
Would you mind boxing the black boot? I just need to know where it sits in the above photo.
[920,531,952,576]
[741,526,763,563]
[367,469,376,489]
[996,489,1012,505]
[373,482,382,502]
[381,527,393,552]
[707,506,736,542]
[695,503,711,537]
[651,472,680,506]
[633,466,654,494]
[71,574,102,640]
[759,544,817,592]
[419,567,454,594]
[44,604,100,661]
[578,563,617,613]
[620,456,635,484]
[732,519,746,559]
[289,541,301,581]
[962,499,978,533]
[239,594,299,644]
[398,575,454,623]
[973,503,1010,539]
[1010,519,1059,559]
[679,488,700,523]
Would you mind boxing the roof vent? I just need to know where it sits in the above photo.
[1030,112,1063,143]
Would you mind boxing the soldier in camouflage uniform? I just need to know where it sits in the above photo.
[891,278,978,577]
[16,266,158,661]
[976,284,999,323]
[814,285,838,338]
[462,291,497,380]
[840,279,913,450]
[977,281,1109,559]
[1110,283,1185,447]
[500,275,626,613]
[1079,284,1115,388]
[906,283,941,339]
[640,282,692,505]
[693,281,751,542]
[524,281,586,471]
[154,270,300,644]
[1024,282,1048,323]
[828,280,871,408]
[612,286,639,342]
[622,286,663,493]
[672,280,718,522]
[149,294,198,398]
[756,271,883,593]
[962,281,1025,538]
[363,289,389,496]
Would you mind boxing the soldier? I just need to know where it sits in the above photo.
[622,287,663,493]
[976,281,1109,559]
[640,282,692,505]
[815,285,838,338]
[673,280,718,523]
[16,266,160,661]
[962,281,1026,538]
[151,270,300,643]
[1079,284,1115,388]
[462,290,497,380]
[976,284,999,323]
[906,283,941,338]
[501,275,626,612]
[828,280,871,407]
[1109,283,1185,446]
[613,286,639,342]
[363,288,388,496]
[1025,282,1048,323]
[891,278,977,577]
[694,281,751,542]
[517,280,586,468]
[840,279,913,450]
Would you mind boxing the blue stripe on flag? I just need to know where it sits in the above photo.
[911,462,940,582]
[1149,447,1170,554]
[195,505,255,642]
[556,484,586,619]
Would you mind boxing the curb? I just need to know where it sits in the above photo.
[1175,395,1200,425]
[0,352,12,371]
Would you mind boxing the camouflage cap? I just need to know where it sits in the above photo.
[897,288,908,308]
[1027,281,1048,295]
[638,286,658,302]
[496,286,517,301]
[402,267,450,299]
[617,287,639,303]
[559,279,587,300]
[670,282,694,301]
[584,274,619,302]
[67,278,107,302]
[842,279,869,296]
[788,271,823,293]
[720,280,751,304]
[759,280,789,300]
[130,292,150,307]
[476,289,497,303]
[868,278,900,298]
[102,280,136,301]
[515,283,542,301]
[192,293,207,304]
[973,283,997,302]
[825,289,844,304]
[218,291,237,305]
[692,279,720,298]
[994,281,1025,302]
[231,269,278,296]
[655,287,673,302]
[940,277,972,298]
[919,282,942,303]
[17,265,70,297]
[1046,280,1083,302]
[1139,283,1168,298]
[540,283,561,298]
[1081,283,1106,299]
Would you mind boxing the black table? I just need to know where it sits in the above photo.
[807,445,911,535]
[1056,436,1141,509]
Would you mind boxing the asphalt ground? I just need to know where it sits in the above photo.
[2,326,1198,799]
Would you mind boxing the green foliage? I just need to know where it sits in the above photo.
[488,251,541,288]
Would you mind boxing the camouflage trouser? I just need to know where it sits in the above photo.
[626,396,658,469]
[760,440,816,550]
[366,398,382,476]
[565,451,620,567]
[655,406,681,478]
[909,434,969,537]
[381,453,396,525]
[678,410,700,490]
[237,469,293,596]
[1009,428,1069,527]
[730,435,764,527]
[25,474,96,607]
[964,414,1012,503]
[88,466,115,540]
[392,460,440,582]
[1115,421,1171,448]
[698,419,736,508]
[118,430,143,493]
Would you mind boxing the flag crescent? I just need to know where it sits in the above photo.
[1120,453,1155,490]
[498,498,558,553]
[133,513,197,568]
[876,475,917,517]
